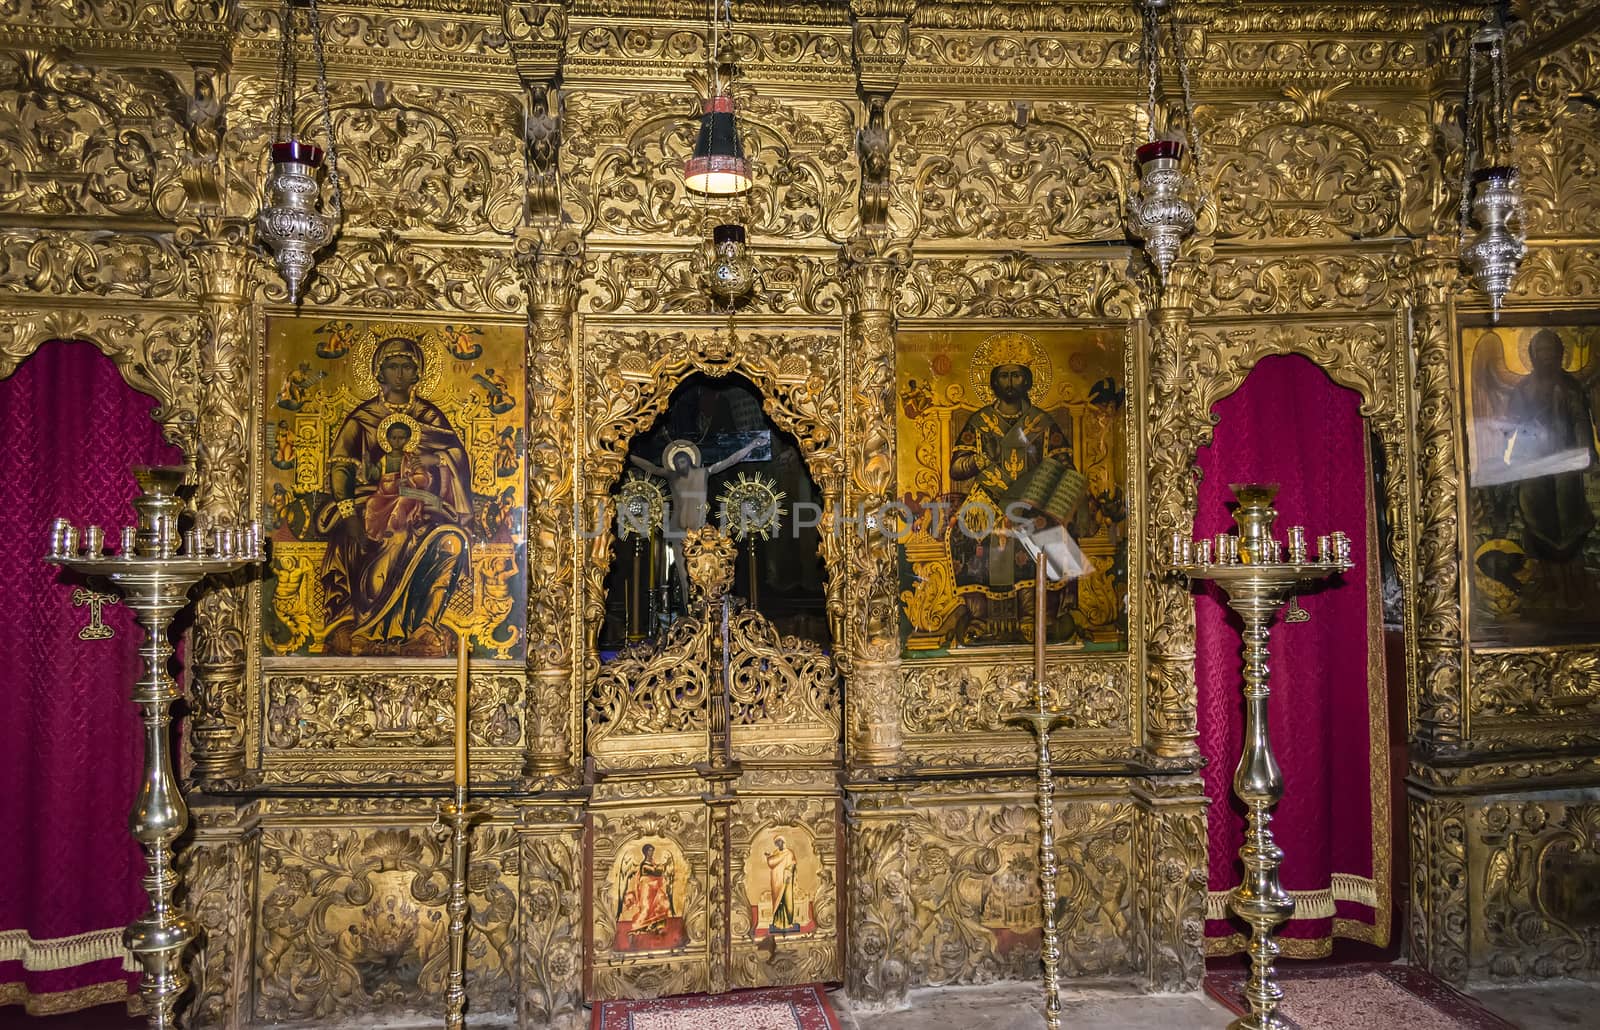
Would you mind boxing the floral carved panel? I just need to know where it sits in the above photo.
[1198,89,1433,242]
[0,50,189,222]
[889,99,1131,244]
[565,91,858,243]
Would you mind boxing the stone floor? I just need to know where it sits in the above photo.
[831,978,1600,1030]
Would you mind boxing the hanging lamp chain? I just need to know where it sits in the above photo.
[1143,4,1159,144]
[1169,3,1203,177]
[308,0,343,221]
[273,0,297,143]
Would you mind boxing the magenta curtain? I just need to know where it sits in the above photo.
[0,341,182,1014]
[1196,354,1391,957]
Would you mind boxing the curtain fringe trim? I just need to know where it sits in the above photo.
[0,928,140,972]
[1205,873,1379,921]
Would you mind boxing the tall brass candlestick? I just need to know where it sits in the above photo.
[45,466,262,1030]
[455,637,469,787]
[1008,568,1071,1030]
[440,634,480,1030]
[1169,484,1350,1030]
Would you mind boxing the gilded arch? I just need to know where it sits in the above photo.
[0,305,201,455]
[577,323,847,664]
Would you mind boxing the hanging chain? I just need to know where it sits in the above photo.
[1490,33,1511,159]
[308,0,343,221]
[1170,3,1202,173]
[1143,4,1160,144]
[273,0,297,142]
[1458,23,1481,245]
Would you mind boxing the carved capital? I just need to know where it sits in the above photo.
[841,236,910,315]
[505,2,568,87]
[852,15,911,98]
[515,228,585,315]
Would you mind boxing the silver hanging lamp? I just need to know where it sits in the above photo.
[1126,0,1203,287]
[1458,2,1525,320]
[257,0,343,304]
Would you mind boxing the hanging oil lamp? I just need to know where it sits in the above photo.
[706,223,756,303]
[1126,0,1202,286]
[1458,3,1525,320]
[257,0,343,304]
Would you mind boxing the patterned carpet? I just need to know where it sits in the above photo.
[1204,964,1517,1029]
[592,985,842,1030]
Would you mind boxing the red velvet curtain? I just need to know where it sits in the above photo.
[0,341,182,1015]
[1196,354,1391,957]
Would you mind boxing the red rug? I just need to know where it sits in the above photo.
[591,985,841,1030]
[1204,964,1516,1029]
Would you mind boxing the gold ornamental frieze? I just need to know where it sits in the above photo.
[224,77,525,242]
[1195,250,1412,317]
[264,671,524,751]
[0,50,191,223]
[235,2,514,77]
[896,253,1141,321]
[0,229,194,300]
[583,250,844,317]
[565,19,853,86]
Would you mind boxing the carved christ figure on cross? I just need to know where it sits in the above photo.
[630,437,761,604]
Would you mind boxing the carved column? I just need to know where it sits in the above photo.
[1408,246,1467,758]
[1142,256,1205,764]
[841,238,908,770]
[183,222,256,788]
[509,0,582,780]
[516,229,582,779]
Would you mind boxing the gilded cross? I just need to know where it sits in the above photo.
[71,586,119,640]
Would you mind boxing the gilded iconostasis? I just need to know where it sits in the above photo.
[2,0,1600,1026]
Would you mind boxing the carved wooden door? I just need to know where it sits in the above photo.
[584,601,843,1000]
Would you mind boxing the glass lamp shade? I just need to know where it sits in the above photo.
[684,95,752,195]
[256,139,334,304]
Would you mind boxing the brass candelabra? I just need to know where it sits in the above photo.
[44,466,262,1030]
[1168,484,1351,1030]
[1007,569,1072,1030]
